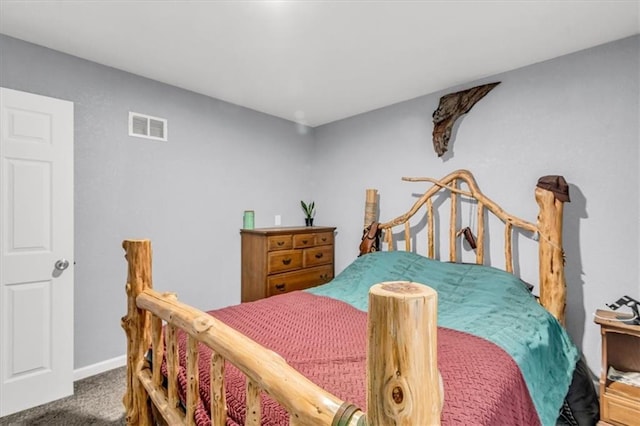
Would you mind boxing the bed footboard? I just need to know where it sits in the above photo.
[121,239,442,426]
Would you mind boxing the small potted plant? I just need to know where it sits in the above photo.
[301,200,315,226]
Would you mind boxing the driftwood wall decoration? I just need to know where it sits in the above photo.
[432,82,500,157]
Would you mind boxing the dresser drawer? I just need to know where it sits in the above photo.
[267,265,334,296]
[267,235,293,251]
[268,250,302,273]
[304,246,333,267]
[293,233,316,248]
[314,232,334,246]
[603,393,640,425]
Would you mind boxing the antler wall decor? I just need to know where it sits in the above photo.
[432,82,500,157]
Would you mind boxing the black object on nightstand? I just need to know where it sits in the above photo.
[606,295,640,325]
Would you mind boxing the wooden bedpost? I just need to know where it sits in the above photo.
[367,281,442,425]
[535,188,567,325]
[364,188,378,227]
[121,239,153,425]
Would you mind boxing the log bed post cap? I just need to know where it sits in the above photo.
[370,281,437,299]
[536,175,570,202]
[123,239,151,248]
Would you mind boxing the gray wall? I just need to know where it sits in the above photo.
[1,33,638,376]
[313,35,640,374]
[0,35,316,369]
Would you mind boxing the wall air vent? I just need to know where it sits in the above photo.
[129,112,167,141]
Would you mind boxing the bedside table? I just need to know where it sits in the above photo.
[594,309,640,425]
[240,226,336,302]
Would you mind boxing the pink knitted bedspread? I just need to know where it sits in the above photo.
[168,291,539,425]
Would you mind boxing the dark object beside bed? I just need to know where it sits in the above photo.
[558,357,599,426]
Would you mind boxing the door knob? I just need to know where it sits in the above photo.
[55,259,70,271]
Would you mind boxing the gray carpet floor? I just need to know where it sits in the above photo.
[0,367,126,425]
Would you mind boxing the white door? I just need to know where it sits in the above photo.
[0,88,74,417]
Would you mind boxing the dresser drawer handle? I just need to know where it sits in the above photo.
[302,239,308,244]
[277,241,285,246]
[315,253,324,259]
[320,274,329,280]
[321,237,328,242]
[275,283,286,291]
[282,258,292,265]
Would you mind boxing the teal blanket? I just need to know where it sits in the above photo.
[307,251,579,426]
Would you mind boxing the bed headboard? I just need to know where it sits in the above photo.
[363,169,568,324]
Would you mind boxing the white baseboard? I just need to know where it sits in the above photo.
[73,354,127,381]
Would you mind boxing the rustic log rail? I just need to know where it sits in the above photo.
[377,169,567,324]
[121,240,443,426]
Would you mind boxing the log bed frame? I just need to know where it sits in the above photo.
[121,169,567,425]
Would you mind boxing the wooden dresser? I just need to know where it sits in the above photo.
[594,309,640,426]
[241,226,336,302]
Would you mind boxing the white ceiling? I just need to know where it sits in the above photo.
[1,1,638,127]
